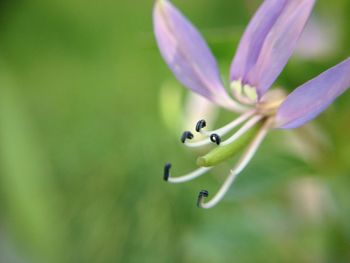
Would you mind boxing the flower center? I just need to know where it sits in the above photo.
[256,89,287,117]
[231,80,258,105]
[162,86,286,209]
[231,79,287,118]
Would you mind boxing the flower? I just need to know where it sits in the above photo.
[153,0,350,209]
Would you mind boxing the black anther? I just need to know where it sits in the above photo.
[197,190,209,208]
[181,131,194,143]
[163,163,172,181]
[210,133,221,145]
[195,119,206,132]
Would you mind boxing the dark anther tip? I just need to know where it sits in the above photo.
[181,131,194,143]
[199,190,209,197]
[195,119,206,132]
[210,133,221,145]
[197,190,209,207]
[163,163,172,181]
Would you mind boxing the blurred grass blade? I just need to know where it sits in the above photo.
[0,73,62,262]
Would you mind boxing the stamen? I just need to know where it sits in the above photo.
[181,131,194,143]
[184,110,257,148]
[163,163,172,181]
[220,115,263,146]
[197,119,272,209]
[184,137,213,148]
[163,163,212,184]
[197,190,209,207]
[198,109,256,136]
[195,119,206,132]
[210,134,221,145]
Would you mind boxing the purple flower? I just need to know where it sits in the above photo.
[154,0,350,209]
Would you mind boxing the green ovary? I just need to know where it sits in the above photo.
[196,122,262,167]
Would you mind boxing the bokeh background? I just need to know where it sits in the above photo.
[0,0,349,262]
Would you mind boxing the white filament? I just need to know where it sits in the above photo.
[198,119,272,209]
[167,167,212,184]
[200,109,256,136]
[220,115,263,146]
[184,138,213,148]
[184,110,257,148]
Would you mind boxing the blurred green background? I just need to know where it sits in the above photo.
[0,0,349,262]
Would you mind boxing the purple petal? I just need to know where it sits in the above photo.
[276,58,350,129]
[153,0,242,110]
[230,0,315,98]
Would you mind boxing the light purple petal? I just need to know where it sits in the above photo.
[276,58,350,129]
[153,0,242,110]
[230,0,285,85]
[230,0,315,98]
